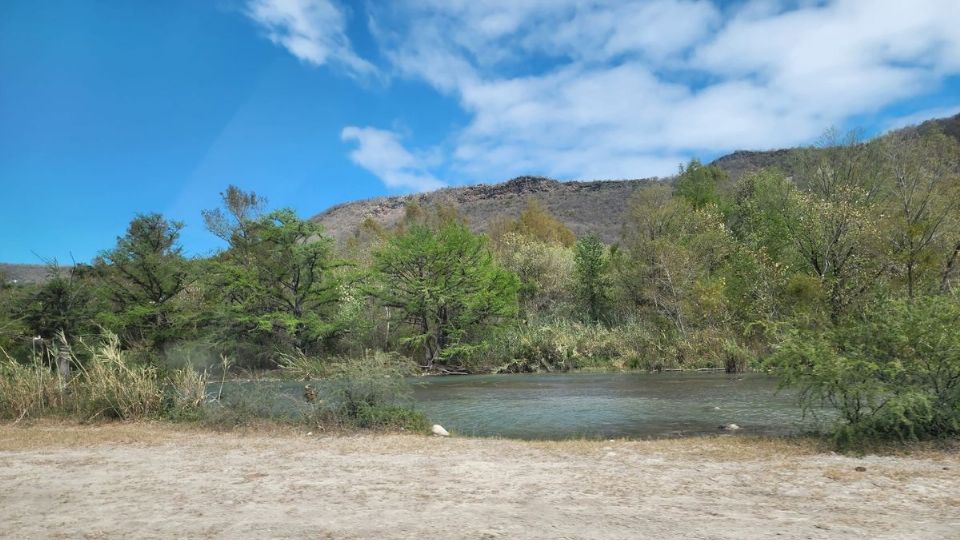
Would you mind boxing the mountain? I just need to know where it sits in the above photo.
[310,113,960,243]
[312,176,657,245]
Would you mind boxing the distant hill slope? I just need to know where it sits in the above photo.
[5,115,957,273]
[710,113,960,180]
[0,263,55,285]
[311,113,960,243]
[312,176,658,244]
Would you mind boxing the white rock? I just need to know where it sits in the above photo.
[432,424,450,437]
[719,423,741,431]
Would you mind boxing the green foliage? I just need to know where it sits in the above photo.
[616,185,735,338]
[372,219,519,367]
[574,235,611,323]
[675,159,732,211]
[767,295,960,447]
[495,232,575,318]
[312,351,427,430]
[96,213,191,350]
[22,264,99,342]
[204,195,343,365]
[0,281,33,355]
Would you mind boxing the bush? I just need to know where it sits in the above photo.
[310,351,427,431]
[766,295,960,447]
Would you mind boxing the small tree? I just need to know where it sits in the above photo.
[372,221,518,368]
[574,235,610,323]
[489,199,576,247]
[675,159,730,211]
[23,263,98,342]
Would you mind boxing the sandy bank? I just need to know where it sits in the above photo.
[0,424,957,539]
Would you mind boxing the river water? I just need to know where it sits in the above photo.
[410,372,826,439]
[218,372,826,439]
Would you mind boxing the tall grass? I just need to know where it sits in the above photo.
[72,334,164,420]
[1,336,429,432]
[479,319,754,373]
[0,332,202,422]
[0,348,65,421]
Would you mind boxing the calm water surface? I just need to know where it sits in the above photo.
[410,372,825,439]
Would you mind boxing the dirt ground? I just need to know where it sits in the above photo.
[0,423,958,539]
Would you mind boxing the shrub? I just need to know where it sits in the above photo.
[766,295,960,447]
[311,351,427,430]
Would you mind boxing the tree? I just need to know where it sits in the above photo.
[574,235,610,323]
[674,159,731,211]
[201,184,267,247]
[496,232,575,318]
[23,264,98,342]
[767,295,960,446]
[489,199,576,247]
[205,204,343,363]
[96,214,190,350]
[616,184,734,337]
[372,220,519,368]
[788,130,885,321]
[878,129,960,298]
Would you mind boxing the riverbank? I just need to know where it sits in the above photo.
[1,423,957,539]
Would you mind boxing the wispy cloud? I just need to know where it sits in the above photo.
[340,126,445,192]
[247,0,960,188]
[246,0,376,78]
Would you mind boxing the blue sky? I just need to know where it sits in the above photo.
[1,0,959,264]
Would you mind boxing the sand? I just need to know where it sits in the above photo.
[0,423,958,539]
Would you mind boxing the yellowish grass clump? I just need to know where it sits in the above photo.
[0,333,210,423]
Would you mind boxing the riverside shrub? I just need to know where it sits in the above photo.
[767,295,960,446]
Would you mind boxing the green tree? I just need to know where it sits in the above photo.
[616,184,734,337]
[206,205,343,364]
[23,264,98,342]
[788,131,885,321]
[372,220,519,368]
[574,235,610,323]
[496,232,575,318]
[0,272,30,356]
[674,159,731,211]
[96,214,190,350]
[878,129,960,298]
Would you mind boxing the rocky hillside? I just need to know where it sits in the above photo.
[311,113,960,243]
[0,263,56,285]
[312,176,658,245]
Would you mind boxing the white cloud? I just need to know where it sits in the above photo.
[362,0,960,184]
[246,0,375,78]
[340,127,445,192]
[248,0,960,188]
